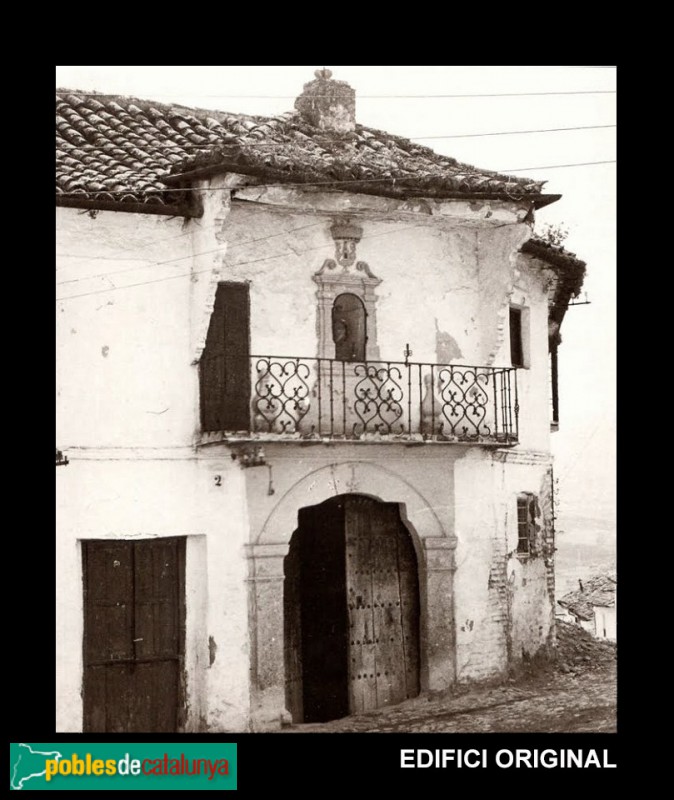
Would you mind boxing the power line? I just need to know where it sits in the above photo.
[55,149,615,293]
[501,160,615,172]
[56,220,325,285]
[55,221,223,268]
[557,416,608,488]
[56,123,616,150]
[253,160,615,180]
[416,124,615,139]
[66,177,568,286]
[55,196,322,276]
[55,158,615,201]
[55,224,424,302]
[58,192,480,284]
[56,90,617,99]
[58,159,543,282]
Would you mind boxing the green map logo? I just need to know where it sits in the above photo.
[11,744,64,790]
[9,743,237,790]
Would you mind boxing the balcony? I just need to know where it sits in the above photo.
[199,355,519,446]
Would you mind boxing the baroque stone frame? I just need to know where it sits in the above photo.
[313,220,382,361]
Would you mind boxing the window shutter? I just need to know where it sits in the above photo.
[510,307,524,368]
[200,283,251,432]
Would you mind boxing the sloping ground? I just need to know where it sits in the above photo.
[283,622,617,733]
[554,620,617,674]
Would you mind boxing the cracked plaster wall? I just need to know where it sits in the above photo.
[56,207,197,449]
[57,196,546,451]
[56,189,553,730]
[219,203,503,366]
[56,203,251,732]
[453,450,555,682]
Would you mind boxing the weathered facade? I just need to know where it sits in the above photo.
[56,70,585,732]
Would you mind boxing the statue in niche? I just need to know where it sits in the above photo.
[332,293,366,362]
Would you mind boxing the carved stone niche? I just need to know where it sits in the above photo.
[313,219,381,361]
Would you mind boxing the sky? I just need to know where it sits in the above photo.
[55,65,617,551]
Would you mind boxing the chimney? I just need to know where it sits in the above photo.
[295,69,356,134]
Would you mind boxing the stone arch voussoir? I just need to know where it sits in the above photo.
[257,460,449,552]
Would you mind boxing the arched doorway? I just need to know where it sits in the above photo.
[284,494,420,723]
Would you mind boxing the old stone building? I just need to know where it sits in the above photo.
[56,70,585,732]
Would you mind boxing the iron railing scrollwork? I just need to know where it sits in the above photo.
[201,354,518,444]
[352,363,405,437]
[253,358,312,434]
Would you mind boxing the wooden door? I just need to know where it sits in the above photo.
[345,496,419,712]
[82,538,185,732]
[284,496,420,723]
[200,282,251,432]
[295,502,349,723]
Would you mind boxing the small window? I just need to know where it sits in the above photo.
[510,307,524,368]
[516,493,537,556]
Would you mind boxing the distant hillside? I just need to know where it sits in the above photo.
[554,515,616,597]
[555,528,616,597]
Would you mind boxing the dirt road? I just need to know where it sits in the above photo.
[284,623,617,733]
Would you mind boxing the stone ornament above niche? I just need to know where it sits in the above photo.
[313,218,381,361]
[314,218,380,283]
[330,220,361,269]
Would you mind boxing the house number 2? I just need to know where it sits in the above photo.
[214,475,222,486]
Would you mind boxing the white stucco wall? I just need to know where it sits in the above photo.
[501,263,554,452]
[453,449,554,681]
[57,194,550,452]
[56,184,556,730]
[218,201,532,367]
[594,606,616,641]
[57,208,199,449]
[55,454,250,732]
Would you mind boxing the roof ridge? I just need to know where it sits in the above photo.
[56,88,555,214]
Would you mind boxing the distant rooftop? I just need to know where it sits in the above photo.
[558,572,616,621]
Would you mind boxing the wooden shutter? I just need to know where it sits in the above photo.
[509,307,524,368]
[200,282,251,431]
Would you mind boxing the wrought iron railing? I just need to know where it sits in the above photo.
[200,355,518,444]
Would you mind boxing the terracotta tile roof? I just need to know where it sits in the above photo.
[56,90,264,215]
[522,238,587,274]
[165,114,553,205]
[56,90,559,215]
[521,238,587,336]
[558,572,616,621]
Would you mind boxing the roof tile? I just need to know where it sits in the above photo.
[56,89,553,214]
[558,572,616,621]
